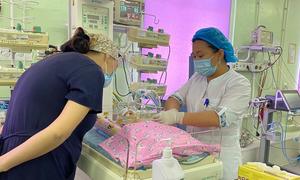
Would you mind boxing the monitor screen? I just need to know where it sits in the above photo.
[281,90,300,111]
[87,15,100,20]
[119,1,142,21]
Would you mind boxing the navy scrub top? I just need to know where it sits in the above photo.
[0,52,104,180]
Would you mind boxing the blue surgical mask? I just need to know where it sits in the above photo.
[103,59,116,88]
[103,72,114,88]
[193,58,217,77]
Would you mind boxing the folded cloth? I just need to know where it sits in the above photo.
[99,121,220,168]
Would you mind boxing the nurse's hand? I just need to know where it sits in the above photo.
[152,109,185,125]
[0,156,8,172]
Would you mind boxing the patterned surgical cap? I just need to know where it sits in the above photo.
[88,33,119,60]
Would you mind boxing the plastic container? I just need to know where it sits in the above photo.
[152,147,184,180]
[238,162,300,180]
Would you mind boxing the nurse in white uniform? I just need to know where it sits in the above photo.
[154,27,251,180]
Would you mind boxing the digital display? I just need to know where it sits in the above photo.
[119,1,141,20]
[82,4,109,35]
[89,20,97,24]
[87,15,100,20]
[282,90,300,110]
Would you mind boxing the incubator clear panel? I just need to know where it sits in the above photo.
[80,119,223,179]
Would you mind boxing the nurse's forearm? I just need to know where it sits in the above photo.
[0,125,68,172]
[182,111,219,127]
[0,100,89,172]
[164,97,180,111]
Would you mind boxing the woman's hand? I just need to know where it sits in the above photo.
[0,156,8,173]
[152,109,185,124]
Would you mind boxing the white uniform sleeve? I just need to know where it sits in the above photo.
[217,77,251,127]
[170,74,197,105]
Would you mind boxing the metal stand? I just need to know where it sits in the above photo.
[257,90,300,174]
[259,108,274,163]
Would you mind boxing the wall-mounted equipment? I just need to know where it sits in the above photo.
[127,26,170,48]
[251,26,273,46]
[0,29,48,53]
[69,0,113,36]
[114,0,144,27]
[129,54,167,72]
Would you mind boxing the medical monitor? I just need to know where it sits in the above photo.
[275,90,300,112]
[114,0,144,26]
[69,0,113,37]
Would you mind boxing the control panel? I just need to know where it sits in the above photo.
[82,4,109,33]
[233,62,267,72]
[69,0,113,37]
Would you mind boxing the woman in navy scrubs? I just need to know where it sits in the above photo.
[0,27,119,180]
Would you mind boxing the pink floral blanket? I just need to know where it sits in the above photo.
[99,121,220,168]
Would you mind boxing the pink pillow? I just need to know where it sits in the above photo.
[99,121,220,168]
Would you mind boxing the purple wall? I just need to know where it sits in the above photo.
[143,0,232,97]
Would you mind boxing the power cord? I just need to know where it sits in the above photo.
[114,61,131,97]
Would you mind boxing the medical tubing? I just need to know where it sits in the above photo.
[122,56,131,89]
[279,113,300,163]
[114,72,131,97]
[158,45,171,84]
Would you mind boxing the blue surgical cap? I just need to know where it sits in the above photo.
[192,27,238,63]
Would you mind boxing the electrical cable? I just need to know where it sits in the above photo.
[280,114,300,164]
[157,45,171,100]
[113,40,135,97]
[251,46,282,96]
[114,55,132,97]
[247,46,283,73]
[243,124,300,151]
[256,70,272,96]
[275,58,299,88]
[265,46,283,70]
[121,56,131,89]
[114,72,131,97]
[244,106,300,153]
[270,66,278,89]
[276,62,298,87]
[117,33,128,49]
[277,67,297,88]
[260,70,273,90]
[141,11,159,24]
[158,45,171,84]
[122,42,134,56]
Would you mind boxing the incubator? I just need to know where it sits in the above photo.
[78,123,223,180]
[78,90,223,180]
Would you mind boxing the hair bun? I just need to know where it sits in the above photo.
[74,27,90,41]
[74,27,85,36]
[60,27,90,53]
[71,36,90,54]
